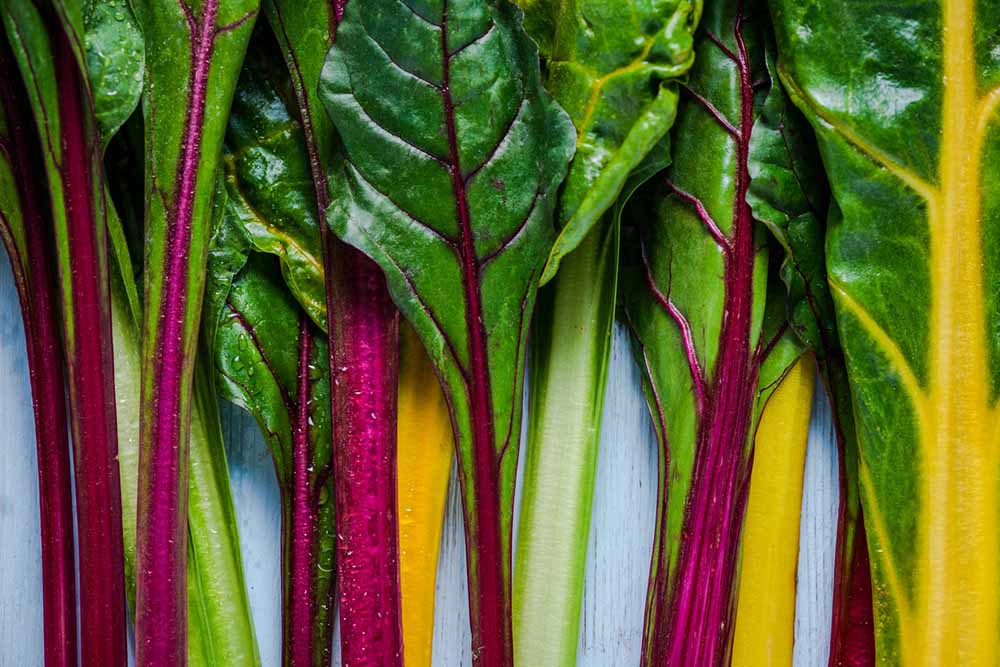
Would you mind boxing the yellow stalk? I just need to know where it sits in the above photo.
[397,323,454,667]
[733,354,815,667]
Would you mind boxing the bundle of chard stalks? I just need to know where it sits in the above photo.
[2,0,995,664]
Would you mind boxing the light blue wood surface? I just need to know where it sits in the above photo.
[0,254,838,665]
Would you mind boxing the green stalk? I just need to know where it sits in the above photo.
[513,219,618,667]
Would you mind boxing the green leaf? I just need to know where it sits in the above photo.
[205,212,336,667]
[527,0,699,283]
[83,0,144,146]
[770,0,1000,662]
[317,1,575,662]
[221,33,325,329]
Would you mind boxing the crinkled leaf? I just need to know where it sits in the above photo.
[222,33,325,328]
[528,0,699,283]
[83,0,144,146]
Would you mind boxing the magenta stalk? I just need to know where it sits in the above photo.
[0,40,77,667]
[331,244,404,666]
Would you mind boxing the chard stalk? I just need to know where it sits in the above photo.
[397,322,454,667]
[622,2,809,661]
[128,2,259,661]
[733,353,815,665]
[1,3,129,663]
[511,3,699,661]
[0,38,76,667]
[264,1,405,660]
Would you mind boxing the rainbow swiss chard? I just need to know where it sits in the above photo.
[129,1,259,661]
[743,43,873,665]
[0,37,76,667]
[620,1,808,662]
[771,0,1000,662]
[510,3,698,664]
[225,13,405,660]
[1,2,132,663]
[105,122,260,665]
[317,1,576,663]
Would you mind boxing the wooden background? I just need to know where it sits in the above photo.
[0,255,839,665]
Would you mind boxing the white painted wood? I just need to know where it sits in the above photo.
[0,255,837,665]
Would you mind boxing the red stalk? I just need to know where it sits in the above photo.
[275,3,403,660]
[51,25,127,667]
[135,3,220,663]
[827,377,875,667]
[641,8,761,664]
[330,245,403,666]
[284,315,319,667]
[0,42,77,667]
[440,5,512,662]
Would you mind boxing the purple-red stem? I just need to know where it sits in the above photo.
[642,9,759,665]
[440,2,512,663]
[826,372,875,667]
[51,25,127,667]
[0,43,77,667]
[284,316,319,667]
[135,2,219,664]
[331,246,403,666]
[274,4,403,662]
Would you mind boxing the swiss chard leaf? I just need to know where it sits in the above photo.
[318,1,575,663]
[129,0,259,660]
[620,1,805,661]
[770,0,1000,662]
[511,3,699,664]
[745,42,873,665]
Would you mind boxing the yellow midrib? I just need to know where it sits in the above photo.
[397,324,454,667]
[910,1,1000,663]
[732,355,814,667]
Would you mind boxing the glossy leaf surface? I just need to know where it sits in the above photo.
[770,0,1000,662]
[521,0,699,282]
[318,1,575,663]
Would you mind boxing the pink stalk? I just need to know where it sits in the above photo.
[274,3,403,659]
[0,43,77,667]
[330,245,403,666]
[135,3,223,663]
[284,315,319,667]
[51,26,127,667]
[641,8,762,664]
